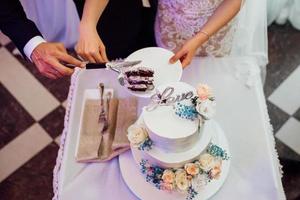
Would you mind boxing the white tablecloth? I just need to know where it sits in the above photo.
[54,57,285,200]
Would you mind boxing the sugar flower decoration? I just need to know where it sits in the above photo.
[138,143,229,200]
[175,83,216,122]
[161,182,175,191]
[184,163,200,176]
[196,84,213,101]
[209,159,222,179]
[198,153,215,172]
[175,169,190,192]
[127,125,148,147]
[191,174,207,191]
[196,99,216,120]
[162,169,175,184]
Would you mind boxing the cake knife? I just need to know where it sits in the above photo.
[66,60,141,86]
[65,60,141,70]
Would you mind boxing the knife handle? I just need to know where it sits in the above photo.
[86,63,107,69]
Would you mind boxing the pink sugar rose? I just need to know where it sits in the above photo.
[184,163,200,176]
[209,159,222,179]
[197,84,213,101]
[162,169,175,184]
[161,182,174,191]
[209,165,222,179]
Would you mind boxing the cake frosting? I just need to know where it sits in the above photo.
[132,120,213,168]
[143,82,199,152]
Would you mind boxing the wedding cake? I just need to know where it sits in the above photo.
[126,82,229,200]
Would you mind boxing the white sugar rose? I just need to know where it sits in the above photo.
[162,169,175,184]
[196,100,216,120]
[197,84,213,101]
[191,174,208,191]
[198,153,215,172]
[127,125,148,147]
[184,163,200,176]
[175,169,190,192]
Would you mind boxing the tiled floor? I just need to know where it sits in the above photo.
[266,23,300,200]
[0,23,300,200]
[0,31,68,199]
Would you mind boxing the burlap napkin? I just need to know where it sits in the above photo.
[75,97,137,162]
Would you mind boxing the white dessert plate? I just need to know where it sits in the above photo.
[125,47,183,98]
[119,122,230,200]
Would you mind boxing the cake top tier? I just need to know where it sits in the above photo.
[143,82,198,140]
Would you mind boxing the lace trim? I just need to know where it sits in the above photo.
[234,62,284,197]
[259,77,285,198]
[155,0,237,57]
[233,62,261,88]
[235,62,283,176]
[257,73,283,177]
[52,69,82,200]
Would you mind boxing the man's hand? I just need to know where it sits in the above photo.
[31,42,84,79]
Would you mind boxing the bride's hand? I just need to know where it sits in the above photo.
[75,24,109,63]
[169,36,204,68]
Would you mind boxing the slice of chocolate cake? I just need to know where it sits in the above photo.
[124,67,155,92]
[127,84,148,92]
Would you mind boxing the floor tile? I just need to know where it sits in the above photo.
[12,48,22,57]
[4,42,22,57]
[265,23,300,97]
[39,106,66,139]
[55,135,61,146]
[17,56,71,102]
[0,83,35,149]
[268,66,300,115]
[0,123,52,182]
[4,42,16,53]
[0,32,11,46]
[276,118,300,155]
[280,158,300,200]
[0,142,58,200]
[293,108,300,122]
[267,101,290,133]
[276,138,300,162]
[62,100,68,109]
[0,48,60,120]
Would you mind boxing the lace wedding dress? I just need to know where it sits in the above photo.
[155,0,237,57]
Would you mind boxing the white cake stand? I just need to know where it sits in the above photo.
[119,122,231,200]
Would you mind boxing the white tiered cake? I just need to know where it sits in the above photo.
[125,82,230,200]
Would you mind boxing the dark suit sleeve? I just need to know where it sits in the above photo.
[0,0,42,57]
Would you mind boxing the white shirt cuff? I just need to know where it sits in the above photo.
[23,36,46,61]
[142,0,151,7]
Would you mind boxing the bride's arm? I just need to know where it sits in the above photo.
[75,0,109,63]
[170,0,242,68]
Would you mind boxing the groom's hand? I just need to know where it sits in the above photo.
[31,42,84,79]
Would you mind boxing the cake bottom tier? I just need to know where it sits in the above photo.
[132,120,222,169]
[120,121,231,200]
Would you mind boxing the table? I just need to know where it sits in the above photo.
[53,56,285,200]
